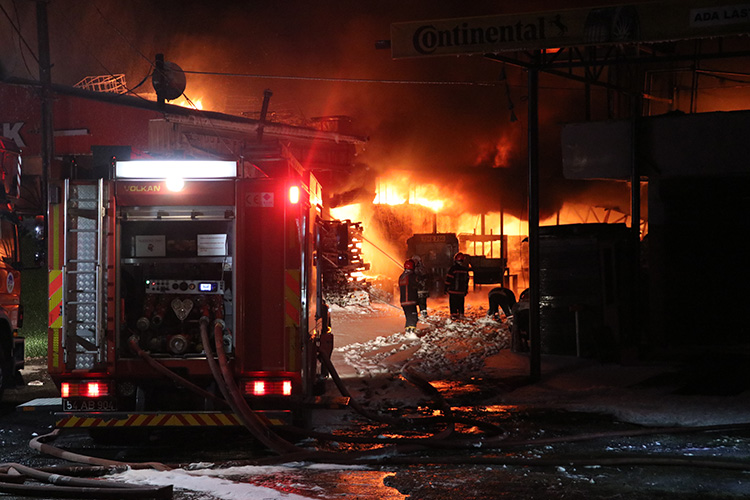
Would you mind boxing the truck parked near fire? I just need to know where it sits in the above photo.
[48,150,334,430]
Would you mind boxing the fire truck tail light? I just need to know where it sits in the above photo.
[289,185,300,204]
[243,379,293,397]
[253,380,265,396]
[60,381,111,398]
[87,382,101,397]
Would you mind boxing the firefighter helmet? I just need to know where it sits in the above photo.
[404,259,415,270]
[454,252,466,264]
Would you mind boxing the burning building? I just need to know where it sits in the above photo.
[329,167,636,312]
[3,0,749,364]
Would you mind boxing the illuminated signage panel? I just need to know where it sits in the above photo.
[115,160,237,179]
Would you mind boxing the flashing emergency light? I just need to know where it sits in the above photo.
[115,160,237,179]
[288,185,300,204]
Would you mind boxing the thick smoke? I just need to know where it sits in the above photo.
[2,0,633,221]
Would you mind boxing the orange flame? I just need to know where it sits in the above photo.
[170,96,204,110]
[373,171,445,212]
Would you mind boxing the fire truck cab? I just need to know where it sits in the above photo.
[48,153,331,428]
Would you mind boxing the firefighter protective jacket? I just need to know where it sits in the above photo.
[399,270,419,306]
[488,286,517,316]
[444,263,470,295]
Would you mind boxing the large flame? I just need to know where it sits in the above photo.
[373,171,445,212]
[332,178,647,296]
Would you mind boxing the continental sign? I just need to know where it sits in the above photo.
[391,1,750,58]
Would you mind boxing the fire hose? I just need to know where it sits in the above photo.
[257,353,750,469]
[0,461,171,499]
[199,317,302,455]
[29,429,169,471]
[316,346,467,441]
[128,336,228,409]
[200,317,474,451]
[127,320,477,455]
[29,329,750,478]
[248,345,750,469]
[37,308,750,472]
[130,321,504,451]
[129,327,301,455]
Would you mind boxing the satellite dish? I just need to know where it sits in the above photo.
[152,58,186,101]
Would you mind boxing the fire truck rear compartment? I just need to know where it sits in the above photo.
[112,208,243,413]
[119,215,233,359]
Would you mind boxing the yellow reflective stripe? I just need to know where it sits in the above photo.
[183,414,200,426]
[48,270,63,328]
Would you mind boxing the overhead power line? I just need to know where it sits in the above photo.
[0,2,39,64]
[93,2,154,68]
[56,5,153,102]
[182,69,503,87]
[181,68,610,92]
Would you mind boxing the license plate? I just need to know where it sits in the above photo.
[62,398,117,412]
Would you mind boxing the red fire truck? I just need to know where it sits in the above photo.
[48,151,333,430]
[0,136,24,397]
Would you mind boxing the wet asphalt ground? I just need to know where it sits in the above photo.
[1,345,749,499]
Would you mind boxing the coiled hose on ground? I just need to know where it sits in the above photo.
[0,461,172,499]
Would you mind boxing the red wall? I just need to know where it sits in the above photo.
[0,83,160,157]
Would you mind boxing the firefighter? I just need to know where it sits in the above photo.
[411,254,429,317]
[487,286,516,320]
[444,252,470,318]
[399,259,419,333]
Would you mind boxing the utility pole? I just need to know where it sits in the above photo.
[36,0,53,210]
[528,51,541,382]
[629,93,642,358]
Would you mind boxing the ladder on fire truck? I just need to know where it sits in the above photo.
[62,180,108,370]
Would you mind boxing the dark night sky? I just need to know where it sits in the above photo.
[0,0,633,219]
